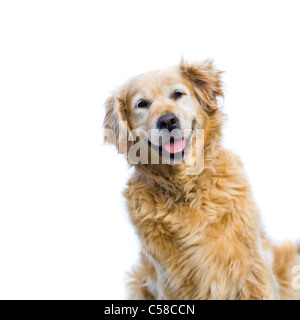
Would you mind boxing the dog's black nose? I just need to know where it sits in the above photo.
[157,113,180,131]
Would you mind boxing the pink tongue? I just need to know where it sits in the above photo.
[163,139,185,154]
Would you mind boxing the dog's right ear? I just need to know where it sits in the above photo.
[103,89,133,154]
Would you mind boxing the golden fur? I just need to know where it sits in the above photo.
[103,59,300,300]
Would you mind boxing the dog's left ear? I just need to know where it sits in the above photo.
[180,58,224,114]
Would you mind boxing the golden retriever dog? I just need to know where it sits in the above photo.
[103,59,300,300]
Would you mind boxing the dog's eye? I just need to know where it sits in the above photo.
[172,90,184,100]
[136,100,148,108]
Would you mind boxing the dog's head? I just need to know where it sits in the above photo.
[104,59,224,166]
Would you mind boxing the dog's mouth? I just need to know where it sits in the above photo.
[148,137,188,160]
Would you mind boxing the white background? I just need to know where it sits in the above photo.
[0,0,300,299]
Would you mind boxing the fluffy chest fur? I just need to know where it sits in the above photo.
[124,149,283,300]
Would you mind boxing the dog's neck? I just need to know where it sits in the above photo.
[134,141,221,202]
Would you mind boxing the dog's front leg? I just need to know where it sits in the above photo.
[125,186,183,299]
